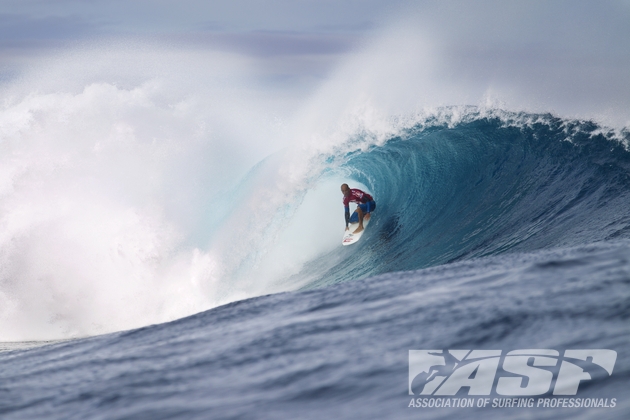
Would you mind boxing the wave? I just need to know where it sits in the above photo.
[1,43,629,341]
[297,109,630,287]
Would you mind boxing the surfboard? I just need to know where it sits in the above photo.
[342,215,371,246]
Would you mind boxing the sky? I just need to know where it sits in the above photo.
[0,0,398,83]
[1,0,629,125]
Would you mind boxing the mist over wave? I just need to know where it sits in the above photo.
[0,16,629,341]
[0,45,302,340]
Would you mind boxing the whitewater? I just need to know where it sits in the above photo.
[1,17,629,420]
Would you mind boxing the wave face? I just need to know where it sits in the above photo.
[302,111,630,287]
[2,241,629,419]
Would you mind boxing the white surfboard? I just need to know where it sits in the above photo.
[342,215,371,246]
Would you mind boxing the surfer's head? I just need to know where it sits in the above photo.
[341,183,350,196]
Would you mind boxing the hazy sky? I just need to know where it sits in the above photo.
[1,0,629,125]
[0,0,399,71]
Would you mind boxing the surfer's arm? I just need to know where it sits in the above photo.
[344,205,350,229]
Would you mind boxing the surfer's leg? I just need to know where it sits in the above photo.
[364,201,375,221]
[363,200,376,220]
[354,206,365,234]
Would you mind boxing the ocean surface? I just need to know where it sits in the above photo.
[1,108,629,419]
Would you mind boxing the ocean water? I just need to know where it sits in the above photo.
[1,107,629,419]
[0,38,629,419]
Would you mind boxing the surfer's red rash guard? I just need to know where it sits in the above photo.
[343,189,374,227]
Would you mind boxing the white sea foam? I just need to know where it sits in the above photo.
[0,40,385,340]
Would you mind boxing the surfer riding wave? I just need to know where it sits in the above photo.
[341,183,376,234]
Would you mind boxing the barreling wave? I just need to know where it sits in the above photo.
[302,109,630,287]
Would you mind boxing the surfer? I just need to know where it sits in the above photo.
[341,183,376,234]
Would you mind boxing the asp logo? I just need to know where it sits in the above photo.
[409,349,617,396]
